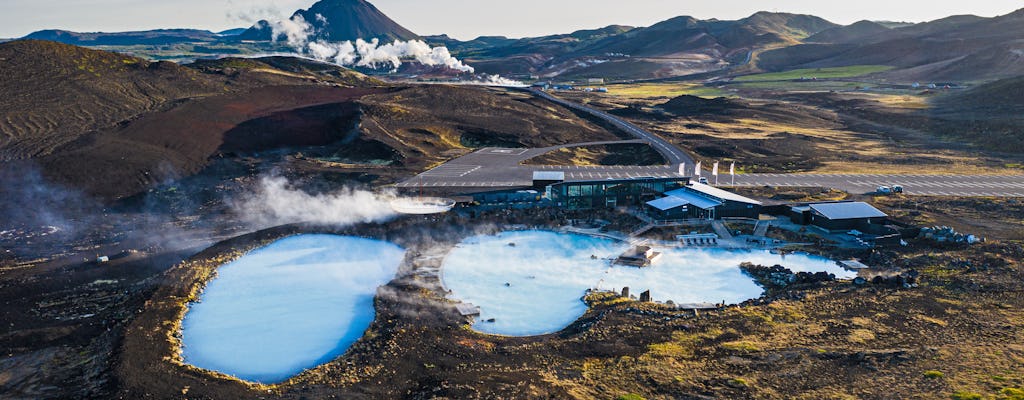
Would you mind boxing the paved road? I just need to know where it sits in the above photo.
[399,90,1024,197]
[397,146,685,189]
[397,149,1024,197]
[527,89,694,167]
[728,173,1024,197]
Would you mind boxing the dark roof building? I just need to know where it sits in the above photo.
[803,201,889,232]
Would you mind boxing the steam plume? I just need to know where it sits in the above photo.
[270,14,314,48]
[302,38,474,72]
[231,175,398,228]
[261,13,473,73]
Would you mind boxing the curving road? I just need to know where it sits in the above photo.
[528,88,694,167]
[397,88,1024,197]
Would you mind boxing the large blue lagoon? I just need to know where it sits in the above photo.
[442,230,851,337]
[180,234,405,384]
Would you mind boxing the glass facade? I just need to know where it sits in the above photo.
[547,178,690,210]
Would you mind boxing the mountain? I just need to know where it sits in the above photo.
[216,28,248,36]
[23,29,220,46]
[928,76,1024,152]
[938,75,1024,114]
[424,35,517,53]
[805,20,891,44]
[584,12,836,55]
[755,8,1024,81]
[460,12,837,79]
[891,14,987,37]
[238,0,418,43]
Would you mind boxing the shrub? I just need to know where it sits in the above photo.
[729,378,749,387]
[924,370,945,379]
[951,391,982,400]
[1000,387,1024,400]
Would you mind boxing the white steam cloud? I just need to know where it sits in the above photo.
[303,38,474,73]
[265,14,473,73]
[478,74,527,86]
[232,176,398,228]
[269,14,315,48]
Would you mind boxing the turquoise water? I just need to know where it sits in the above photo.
[442,230,849,337]
[180,234,405,383]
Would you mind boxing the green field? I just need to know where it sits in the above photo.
[730,80,874,91]
[733,65,894,82]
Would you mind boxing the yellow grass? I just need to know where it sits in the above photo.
[601,83,732,99]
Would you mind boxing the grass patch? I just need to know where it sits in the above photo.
[952,391,983,400]
[917,315,950,327]
[617,394,646,400]
[924,370,945,379]
[733,65,894,82]
[647,342,690,358]
[721,340,761,352]
[731,80,872,91]
[601,83,732,99]
[729,378,750,387]
[847,329,876,344]
[1001,388,1024,400]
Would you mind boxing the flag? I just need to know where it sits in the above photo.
[695,161,701,176]
[712,162,719,176]
[678,163,686,175]
[730,162,735,176]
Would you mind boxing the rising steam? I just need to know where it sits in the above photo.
[231,175,398,228]
[269,14,316,48]
[266,14,474,73]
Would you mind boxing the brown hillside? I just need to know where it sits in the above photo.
[186,56,378,87]
[31,85,385,199]
[356,85,626,171]
[940,76,1024,113]
[805,20,892,44]
[757,9,1024,81]
[0,40,224,161]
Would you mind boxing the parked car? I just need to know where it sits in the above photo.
[698,177,709,184]
[876,186,893,195]
[892,185,904,194]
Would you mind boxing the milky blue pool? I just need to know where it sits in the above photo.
[180,234,405,384]
[441,230,850,337]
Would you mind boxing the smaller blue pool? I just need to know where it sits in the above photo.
[180,235,405,384]
[442,230,851,337]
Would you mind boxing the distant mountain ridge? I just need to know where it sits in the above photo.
[24,29,221,46]
[238,0,418,43]
[757,8,1024,81]
[805,20,892,44]
[14,1,1024,82]
[446,11,838,78]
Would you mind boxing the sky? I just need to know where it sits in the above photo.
[2,0,1022,39]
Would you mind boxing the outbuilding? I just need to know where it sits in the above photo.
[807,202,888,232]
